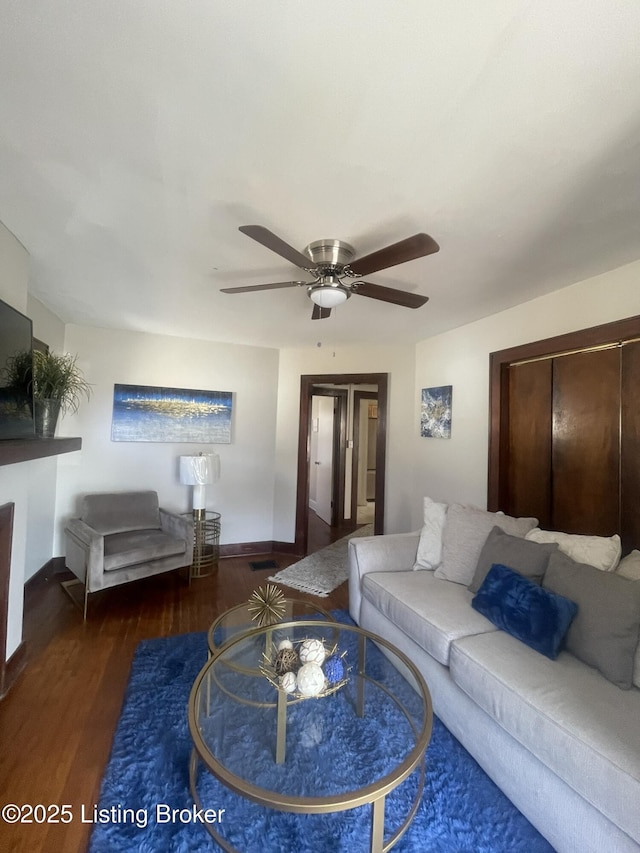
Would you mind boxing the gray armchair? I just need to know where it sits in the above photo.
[64,490,193,618]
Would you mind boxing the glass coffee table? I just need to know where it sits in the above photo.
[189,620,433,852]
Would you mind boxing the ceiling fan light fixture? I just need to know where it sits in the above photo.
[308,280,350,308]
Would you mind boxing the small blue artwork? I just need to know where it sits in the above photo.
[111,383,232,443]
[421,385,452,438]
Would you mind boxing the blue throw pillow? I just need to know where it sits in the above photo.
[472,563,578,660]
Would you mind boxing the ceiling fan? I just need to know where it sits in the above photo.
[221,225,439,320]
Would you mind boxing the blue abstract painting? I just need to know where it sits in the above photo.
[421,385,452,438]
[111,384,232,443]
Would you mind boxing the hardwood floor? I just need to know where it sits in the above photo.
[0,552,349,853]
[306,509,361,553]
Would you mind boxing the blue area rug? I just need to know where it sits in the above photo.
[88,611,555,852]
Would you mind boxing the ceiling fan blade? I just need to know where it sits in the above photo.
[311,304,332,320]
[349,233,439,276]
[239,225,313,270]
[353,281,429,309]
[220,281,305,294]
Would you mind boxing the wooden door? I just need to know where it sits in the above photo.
[0,502,14,697]
[551,349,620,536]
[489,314,640,552]
[621,341,640,553]
[507,360,552,527]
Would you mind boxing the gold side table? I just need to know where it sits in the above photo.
[185,511,221,579]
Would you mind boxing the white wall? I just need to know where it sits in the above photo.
[411,258,640,531]
[27,295,65,352]
[0,222,36,654]
[0,221,28,314]
[22,297,67,582]
[273,343,416,541]
[55,325,280,552]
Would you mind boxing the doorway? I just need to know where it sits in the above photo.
[308,388,347,527]
[295,373,388,555]
[352,391,378,525]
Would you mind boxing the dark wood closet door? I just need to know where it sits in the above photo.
[552,349,620,536]
[507,360,552,526]
[621,341,640,554]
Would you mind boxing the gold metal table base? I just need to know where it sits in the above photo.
[188,620,432,853]
[189,747,426,853]
[185,511,220,579]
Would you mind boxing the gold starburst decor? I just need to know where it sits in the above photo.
[247,584,287,627]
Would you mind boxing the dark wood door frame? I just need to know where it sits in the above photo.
[295,373,388,554]
[0,502,26,699]
[351,390,379,522]
[488,313,640,512]
[310,387,348,527]
[0,502,13,692]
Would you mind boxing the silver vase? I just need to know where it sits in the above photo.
[34,399,61,438]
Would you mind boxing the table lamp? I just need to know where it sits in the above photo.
[179,452,220,520]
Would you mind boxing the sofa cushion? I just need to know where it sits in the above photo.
[471,564,577,660]
[82,491,161,535]
[617,557,640,688]
[617,550,640,581]
[544,551,640,689]
[104,529,186,572]
[449,630,640,845]
[468,526,558,593]
[361,570,496,666]
[413,496,448,570]
[435,504,537,586]
[525,528,621,572]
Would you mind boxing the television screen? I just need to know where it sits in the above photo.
[0,298,35,439]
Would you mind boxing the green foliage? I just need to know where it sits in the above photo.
[4,349,92,416]
[32,350,92,415]
[2,350,32,387]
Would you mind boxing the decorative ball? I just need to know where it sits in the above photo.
[323,655,345,684]
[279,671,297,693]
[277,638,293,651]
[296,662,325,697]
[299,638,326,666]
[275,648,299,676]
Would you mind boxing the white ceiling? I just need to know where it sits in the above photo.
[1,1,640,350]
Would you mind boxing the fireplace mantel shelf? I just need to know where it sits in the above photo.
[0,437,82,467]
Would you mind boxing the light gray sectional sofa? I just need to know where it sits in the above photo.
[348,500,640,853]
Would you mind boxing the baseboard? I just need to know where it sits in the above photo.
[219,540,302,558]
[271,541,302,555]
[29,546,303,575]
[24,556,66,589]
[0,640,27,700]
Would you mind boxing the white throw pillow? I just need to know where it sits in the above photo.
[413,497,448,570]
[435,503,537,586]
[525,529,621,572]
[617,550,640,581]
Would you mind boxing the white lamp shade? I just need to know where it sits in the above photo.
[179,453,220,486]
[309,284,349,308]
[179,453,220,512]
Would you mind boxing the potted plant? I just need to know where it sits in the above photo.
[3,348,92,438]
[30,350,92,437]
